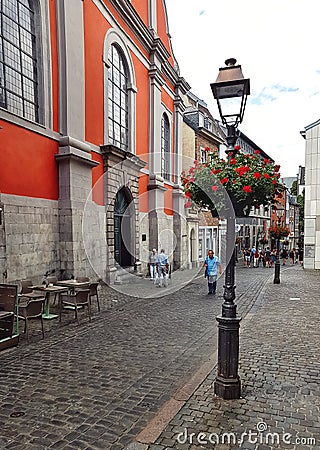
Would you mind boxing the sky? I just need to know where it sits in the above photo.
[165,0,320,177]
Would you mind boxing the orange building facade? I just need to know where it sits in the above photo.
[0,0,189,283]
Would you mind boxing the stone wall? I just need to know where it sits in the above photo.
[0,194,60,284]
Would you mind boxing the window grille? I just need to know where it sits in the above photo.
[107,44,128,151]
[0,0,39,122]
[161,113,170,180]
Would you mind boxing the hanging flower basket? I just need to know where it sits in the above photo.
[268,225,290,239]
[182,147,284,218]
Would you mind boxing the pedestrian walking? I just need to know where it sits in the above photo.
[250,247,256,267]
[289,248,295,265]
[204,250,222,295]
[260,248,266,267]
[299,247,304,266]
[253,248,260,267]
[265,246,271,268]
[148,248,158,281]
[245,248,251,267]
[156,249,169,287]
[281,248,288,265]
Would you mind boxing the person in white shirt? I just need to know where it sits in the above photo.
[148,249,158,280]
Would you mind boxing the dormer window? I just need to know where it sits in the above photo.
[198,112,204,128]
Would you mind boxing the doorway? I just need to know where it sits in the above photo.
[114,188,133,267]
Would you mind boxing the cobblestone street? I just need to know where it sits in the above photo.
[135,266,320,450]
[0,265,272,450]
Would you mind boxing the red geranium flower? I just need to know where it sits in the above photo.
[235,166,250,176]
[263,173,271,179]
[220,177,229,184]
[254,150,260,155]
[234,145,241,150]
[185,191,191,198]
[243,185,252,193]
[211,185,219,192]
[229,158,237,165]
[185,200,192,208]
[253,172,261,179]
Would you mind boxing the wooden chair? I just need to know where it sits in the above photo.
[75,277,90,282]
[20,279,44,300]
[89,282,100,312]
[0,284,17,339]
[59,289,91,325]
[46,276,58,285]
[17,298,45,342]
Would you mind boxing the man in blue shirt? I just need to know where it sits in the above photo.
[204,250,222,295]
[157,249,169,287]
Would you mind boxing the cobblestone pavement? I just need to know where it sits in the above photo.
[0,264,272,450]
[143,265,320,450]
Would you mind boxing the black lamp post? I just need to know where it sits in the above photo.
[210,58,250,399]
[273,207,285,284]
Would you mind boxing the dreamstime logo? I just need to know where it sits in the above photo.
[81,153,236,298]
[176,422,316,447]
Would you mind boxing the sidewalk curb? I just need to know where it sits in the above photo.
[133,355,218,446]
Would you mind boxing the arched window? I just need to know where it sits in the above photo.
[161,113,170,180]
[107,44,128,151]
[0,0,39,122]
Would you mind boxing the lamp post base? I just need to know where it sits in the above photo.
[214,315,242,400]
[214,375,241,400]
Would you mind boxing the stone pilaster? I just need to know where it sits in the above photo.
[56,0,85,140]
[147,174,166,252]
[101,145,146,284]
[172,185,185,270]
[0,200,7,283]
[56,137,98,279]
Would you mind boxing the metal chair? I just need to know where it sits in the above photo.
[75,277,90,282]
[17,298,45,342]
[59,289,91,325]
[89,282,100,312]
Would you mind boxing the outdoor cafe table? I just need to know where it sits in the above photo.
[31,285,69,319]
[54,280,90,293]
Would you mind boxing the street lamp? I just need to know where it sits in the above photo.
[273,206,285,284]
[210,58,250,400]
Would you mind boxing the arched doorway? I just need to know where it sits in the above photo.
[114,188,133,267]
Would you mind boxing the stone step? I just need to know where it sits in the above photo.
[114,266,140,284]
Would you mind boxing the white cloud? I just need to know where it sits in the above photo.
[165,0,320,176]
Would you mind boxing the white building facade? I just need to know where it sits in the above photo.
[301,119,320,269]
